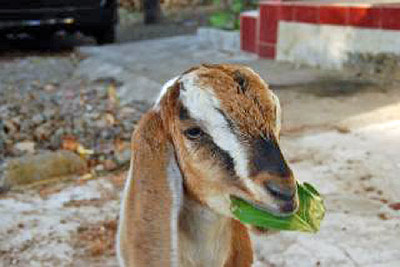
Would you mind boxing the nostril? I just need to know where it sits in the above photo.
[264,181,295,201]
[281,199,298,213]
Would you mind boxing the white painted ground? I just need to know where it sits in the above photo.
[253,121,400,267]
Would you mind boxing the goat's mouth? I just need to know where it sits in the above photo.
[230,195,299,217]
[254,198,298,217]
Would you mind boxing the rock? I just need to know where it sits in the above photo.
[115,148,131,165]
[117,75,161,105]
[0,139,4,155]
[10,116,21,129]
[95,164,105,172]
[34,122,53,141]
[14,141,35,154]
[335,125,351,134]
[0,123,6,150]
[121,121,135,131]
[103,159,117,171]
[95,143,114,155]
[43,83,57,92]
[49,128,65,149]
[19,121,33,135]
[100,128,115,140]
[43,108,56,120]
[32,114,45,125]
[119,107,137,118]
[95,119,107,129]
[3,120,17,136]
[2,151,87,188]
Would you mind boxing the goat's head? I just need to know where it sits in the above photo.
[153,64,298,217]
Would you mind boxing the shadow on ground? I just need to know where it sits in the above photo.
[0,33,94,59]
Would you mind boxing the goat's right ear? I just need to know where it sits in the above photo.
[117,110,183,267]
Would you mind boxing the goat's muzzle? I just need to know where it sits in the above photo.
[247,172,299,216]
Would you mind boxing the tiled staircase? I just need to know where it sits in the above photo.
[240,1,400,64]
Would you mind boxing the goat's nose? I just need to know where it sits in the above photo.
[264,180,296,201]
[281,198,298,213]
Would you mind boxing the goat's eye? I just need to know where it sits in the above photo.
[184,127,203,140]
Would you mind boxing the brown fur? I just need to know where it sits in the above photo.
[224,219,254,267]
[196,64,276,137]
[119,111,174,266]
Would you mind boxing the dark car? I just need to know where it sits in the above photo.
[0,0,118,44]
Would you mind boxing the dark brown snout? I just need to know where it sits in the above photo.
[249,137,298,214]
[264,179,298,213]
[251,173,298,214]
[264,180,295,201]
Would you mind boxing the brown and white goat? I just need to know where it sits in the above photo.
[117,64,299,267]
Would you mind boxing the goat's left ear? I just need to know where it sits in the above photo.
[117,109,183,267]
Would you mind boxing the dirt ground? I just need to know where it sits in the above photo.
[0,35,400,267]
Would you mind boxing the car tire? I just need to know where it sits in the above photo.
[95,24,115,45]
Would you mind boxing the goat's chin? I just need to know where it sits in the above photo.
[247,225,280,236]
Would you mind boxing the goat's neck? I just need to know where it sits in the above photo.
[178,197,232,267]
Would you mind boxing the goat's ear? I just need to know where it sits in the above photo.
[271,92,282,138]
[117,110,183,267]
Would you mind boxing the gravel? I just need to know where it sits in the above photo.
[0,50,150,185]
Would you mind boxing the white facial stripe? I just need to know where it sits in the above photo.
[179,73,249,178]
[271,92,282,136]
[154,76,179,110]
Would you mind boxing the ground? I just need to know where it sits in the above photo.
[0,34,400,267]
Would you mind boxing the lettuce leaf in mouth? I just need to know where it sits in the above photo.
[230,182,325,233]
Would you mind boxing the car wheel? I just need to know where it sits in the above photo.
[95,24,115,45]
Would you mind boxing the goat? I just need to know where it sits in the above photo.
[117,64,299,267]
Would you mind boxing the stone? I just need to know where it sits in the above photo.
[3,120,17,136]
[2,151,87,188]
[115,148,131,165]
[32,114,45,125]
[95,119,107,129]
[103,159,117,171]
[34,123,53,141]
[20,120,33,135]
[43,108,56,120]
[119,106,137,118]
[43,83,56,92]
[14,142,35,154]
[116,75,161,105]
[94,164,105,172]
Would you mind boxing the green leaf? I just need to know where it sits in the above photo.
[231,181,325,233]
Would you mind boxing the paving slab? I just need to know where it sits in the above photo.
[77,35,339,103]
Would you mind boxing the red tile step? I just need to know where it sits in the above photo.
[240,11,258,53]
